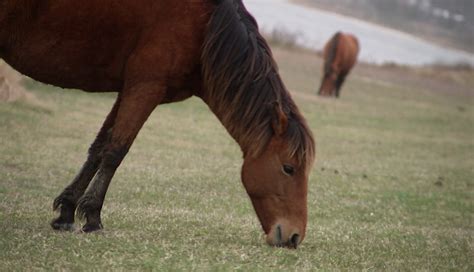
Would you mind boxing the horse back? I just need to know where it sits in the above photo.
[323,32,359,74]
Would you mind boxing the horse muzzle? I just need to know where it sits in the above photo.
[266,220,303,249]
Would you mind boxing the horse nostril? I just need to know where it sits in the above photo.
[290,233,300,249]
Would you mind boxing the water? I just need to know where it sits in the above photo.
[244,0,474,66]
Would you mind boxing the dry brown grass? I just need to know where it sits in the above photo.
[0,61,34,103]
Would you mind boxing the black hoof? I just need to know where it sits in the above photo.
[81,222,103,233]
[51,217,75,231]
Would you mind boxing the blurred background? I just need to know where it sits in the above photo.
[295,0,473,53]
[246,0,474,66]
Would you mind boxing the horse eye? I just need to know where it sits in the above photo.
[282,164,295,176]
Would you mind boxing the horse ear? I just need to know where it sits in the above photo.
[271,102,288,137]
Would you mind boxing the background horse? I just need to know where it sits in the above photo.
[318,32,359,97]
[0,0,315,248]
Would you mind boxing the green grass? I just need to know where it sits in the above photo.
[1,47,473,270]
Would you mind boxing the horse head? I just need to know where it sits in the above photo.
[202,0,315,248]
[241,104,314,248]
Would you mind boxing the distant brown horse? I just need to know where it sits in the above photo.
[0,0,315,248]
[318,32,359,97]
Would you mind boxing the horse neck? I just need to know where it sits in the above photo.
[199,69,292,158]
[199,0,288,156]
[199,93,252,155]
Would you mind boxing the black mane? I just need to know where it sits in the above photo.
[201,0,315,166]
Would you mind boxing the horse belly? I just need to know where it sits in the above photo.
[6,38,133,92]
[2,1,213,93]
[2,2,145,92]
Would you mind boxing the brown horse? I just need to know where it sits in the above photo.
[318,32,359,97]
[0,0,315,248]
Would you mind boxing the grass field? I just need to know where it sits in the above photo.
[1,46,473,270]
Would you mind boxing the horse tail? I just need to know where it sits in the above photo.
[324,32,341,75]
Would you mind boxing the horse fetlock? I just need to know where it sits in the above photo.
[52,189,77,211]
[76,196,104,233]
[76,195,102,221]
[51,191,77,231]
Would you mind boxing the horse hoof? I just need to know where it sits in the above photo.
[51,218,75,231]
[81,222,103,233]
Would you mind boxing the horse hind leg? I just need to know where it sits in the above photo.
[76,82,165,232]
[335,72,348,98]
[50,97,121,231]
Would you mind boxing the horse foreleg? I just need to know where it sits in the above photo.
[76,83,165,232]
[51,97,121,231]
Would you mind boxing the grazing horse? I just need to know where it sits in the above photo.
[318,32,359,97]
[0,0,315,248]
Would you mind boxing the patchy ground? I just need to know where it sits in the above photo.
[0,46,472,270]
